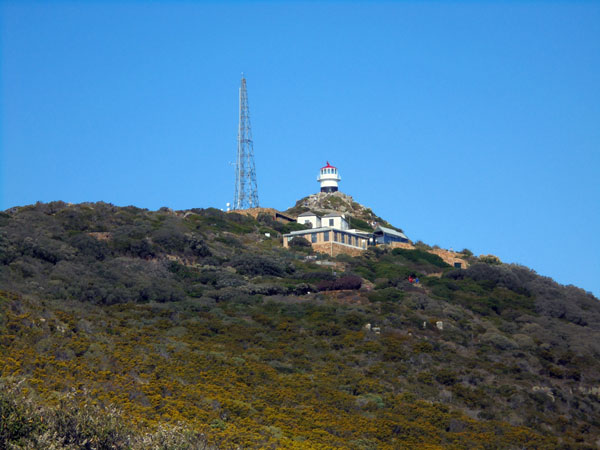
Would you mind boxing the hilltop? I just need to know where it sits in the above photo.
[285,191,401,232]
[1,200,599,449]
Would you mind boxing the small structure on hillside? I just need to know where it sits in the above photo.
[297,211,321,229]
[295,211,350,231]
[317,162,341,193]
[321,213,348,230]
[373,226,409,244]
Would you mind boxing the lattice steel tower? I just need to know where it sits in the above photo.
[233,74,259,210]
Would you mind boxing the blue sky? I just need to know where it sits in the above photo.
[1,1,599,297]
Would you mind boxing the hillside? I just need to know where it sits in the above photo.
[1,201,600,449]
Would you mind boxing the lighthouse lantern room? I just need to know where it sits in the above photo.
[317,162,341,193]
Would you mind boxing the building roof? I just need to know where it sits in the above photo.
[349,230,373,238]
[284,227,370,238]
[284,227,333,236]
[323,212,344,218]
[297,211,318,217]
[374,226,408,240]
[321,161,337,170]
[275,212,295,222]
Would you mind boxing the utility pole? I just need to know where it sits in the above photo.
[233,74,259,210]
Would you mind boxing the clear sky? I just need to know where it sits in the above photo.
[1,1,599,297]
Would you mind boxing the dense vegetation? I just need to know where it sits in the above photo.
[1,201,599,448]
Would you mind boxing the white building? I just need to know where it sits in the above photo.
[286,206,369,254]
[322,212,348,230]
[317,162,341,193]
[296,211,349,231]
[297,211,321,229]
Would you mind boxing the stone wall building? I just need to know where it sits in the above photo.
[283,226,370,256]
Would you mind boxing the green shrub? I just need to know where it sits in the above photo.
[0,386,41,446]
[230,254,291,277]
[186,233,211,257]
[381,334,407,361]
[480,254,502,265]
[416,371,434,385]
[296,270,336,282]
[281,222,309,234]
[317,275,362,291]
[289,237,311,248]
[435,369,458,386]
[189,208,255,234]
[111,226,156,258]
[346,216,373,232]
[481,332,518,350]
[152,225,187,252]
[368,288,404,303]
[391,248,449,268]
[69,233,110,261]
[413,341,434,354]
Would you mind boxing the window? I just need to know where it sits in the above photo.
[329,219,334,226]
[311,233,317,243]
[333,231,338,241]
[324,231,329,242]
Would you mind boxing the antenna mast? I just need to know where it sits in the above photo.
[233,74,259,210]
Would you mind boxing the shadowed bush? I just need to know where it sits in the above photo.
[288,237,311,248]
[230,254,293,277]
[316,275,362,291]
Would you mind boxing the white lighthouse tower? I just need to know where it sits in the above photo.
[317,162,341,193]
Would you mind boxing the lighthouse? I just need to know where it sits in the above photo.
[317,162,341,193]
